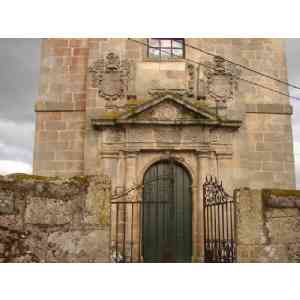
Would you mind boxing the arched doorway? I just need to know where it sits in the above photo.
[142,160,192,262]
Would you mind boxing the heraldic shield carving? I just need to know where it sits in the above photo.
[89,52,129,101]
[204,56,241,104]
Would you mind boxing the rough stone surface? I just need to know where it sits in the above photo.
[0,191,14,214]
[47,230,109,262]
[0,174,111,263]
[237,188,300,262]
[25,197,73,225]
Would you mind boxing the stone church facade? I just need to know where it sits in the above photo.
[32,39,296,261]
[34,38,296,189]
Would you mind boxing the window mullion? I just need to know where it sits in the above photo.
[147,38,184,59]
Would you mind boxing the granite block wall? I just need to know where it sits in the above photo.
[0,174,111,263]
[237,188,300,262]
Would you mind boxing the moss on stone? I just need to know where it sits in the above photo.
[127,107,136,114]
[127,99,146,106]
[262,188,300,202]
[98,205,110,226]
[7,173,59,182]
[190,101,218,120]
[191,100,209,110]
[102,111,122,119]
[70,175,90,185]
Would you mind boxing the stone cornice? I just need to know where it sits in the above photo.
[91,118,242,129]
[35,100,85,112]
[246,103,293,115]
[91,94,242,129]
[35,101,292,116]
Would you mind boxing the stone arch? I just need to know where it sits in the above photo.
[138,154,196,187]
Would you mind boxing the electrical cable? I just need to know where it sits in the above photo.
[128,38,300,101]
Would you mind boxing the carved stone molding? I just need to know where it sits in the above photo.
[127,127,153,142]
[209,127,233,145]
[151,102,182,120]
[104,128,125,143]
[154,126,181,143]
[204,56,241,104]
[89,52,130,102]
[148,88,187,99]
[187,63,195,97]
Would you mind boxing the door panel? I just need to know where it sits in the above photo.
[142,160,192,262]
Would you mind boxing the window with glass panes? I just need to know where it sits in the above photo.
[147,39,185,59]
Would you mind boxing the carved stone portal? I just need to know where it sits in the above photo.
[89,52,130,102]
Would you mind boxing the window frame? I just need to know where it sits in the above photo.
[147,38,185,60]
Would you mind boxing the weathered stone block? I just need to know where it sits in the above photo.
[266,217,300,244]
[262,162,284,172]
[0,192,14,214]
[55,151,83,161]
[35,151,55,161]
[47,230,109,262]
[248,151,272,162]
[84,176,111,226]
[73,47,89,56]
[25,197,72,225]
[0,225,41,262]
[237,188,300,262]
[237,189,265,246]
[44,120,66,131]
[53,47,71,56]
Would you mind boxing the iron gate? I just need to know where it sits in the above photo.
[110,165,236,263]
[110,159,192,263]
[203,176,236,262]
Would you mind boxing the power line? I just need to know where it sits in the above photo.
[128,38,300,101]
[183,41,300,91]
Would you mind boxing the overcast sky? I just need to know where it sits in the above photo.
[0,39,299,187]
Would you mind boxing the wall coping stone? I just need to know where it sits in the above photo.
[262,189,300,208]
[35,100,85,112]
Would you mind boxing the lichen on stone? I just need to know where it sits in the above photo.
[103,111,122,120]
[262,188,300,201]
[127,99,146,107]
[7,173,59,182]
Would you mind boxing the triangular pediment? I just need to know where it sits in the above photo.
[91,94,242,129]
[119,95,216,122]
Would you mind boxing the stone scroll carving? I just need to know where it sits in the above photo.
[151,102,182,120]
[186,63,196,97]
[204,56,241,104]
[88,52,131,101]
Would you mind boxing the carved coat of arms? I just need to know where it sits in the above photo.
[204,56,241,103]
[89,52,129,101]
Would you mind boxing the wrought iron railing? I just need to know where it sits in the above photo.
[203,176,236,263]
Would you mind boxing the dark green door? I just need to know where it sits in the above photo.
[142,160,192,262]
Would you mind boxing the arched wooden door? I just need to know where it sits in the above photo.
[142,160,192,262]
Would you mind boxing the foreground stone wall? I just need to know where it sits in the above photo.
[237,188,300,262]
[0,174,111,262]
